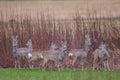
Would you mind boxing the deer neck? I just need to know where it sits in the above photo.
[13,45,17,54]
[59,49,66,59]
[84,44,90,53]
[28,45,33,51]
[58,53,64,61]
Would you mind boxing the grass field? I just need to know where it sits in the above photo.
[0,68,119,80]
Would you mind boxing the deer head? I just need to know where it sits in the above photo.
[84,34,92,52]
[58,40,67,61]
[26,39,33,51]
[50,42,58,50]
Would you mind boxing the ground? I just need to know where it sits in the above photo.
[0,68,119,80]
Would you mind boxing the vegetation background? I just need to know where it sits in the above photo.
[0,0,120,70]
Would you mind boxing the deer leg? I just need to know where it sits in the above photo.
[54,60,60,72]
[81,58,84,71]
[24,60,28,68]
[39,62,42,70]
[26,58,31,68]
[42,62,45,71]
[81,63,84,71]
[18,60,21,69]
[59,61,64,71]
[57,63,60,72]
[61,65,63,71]
[106,60,110,71]
[92,57,96,70]
[103,61,107,71]
[14,59,17,68]
[98,58,102,70]
[41,60,47,71]
[29,61,34,69]
[31,62,34,69]
[54,61,57,68]
[72,58,77,71]
[99,62,102,70]
[49,61,54,70]
[24,63,27,68]
[69,59,72,68]
[16,56,21,69]
[16,60,18,68]
[15,60,17,68]
[60,62,64,71]
[16,60,19,68]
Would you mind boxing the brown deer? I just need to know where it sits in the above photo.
[12,35,33,68]
[40,41,67,71]
[24,41,59,69]
[68,33,92,71]
[92,41,110,71]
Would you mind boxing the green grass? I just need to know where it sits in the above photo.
[0,68,119,80]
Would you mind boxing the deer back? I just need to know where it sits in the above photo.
[42,50,61,61]
[69,49,87,58]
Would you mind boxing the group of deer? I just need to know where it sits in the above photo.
[69,33,110,71]
[12,36,67,71]
[12,33,111,71]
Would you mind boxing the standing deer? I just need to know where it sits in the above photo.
[92,40,110,71]
[12,35,33,68]
[68,33,92,71]
[24,41,59,69]
[24,41,58,69]
[40,40,67,71]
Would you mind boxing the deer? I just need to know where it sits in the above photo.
[40,40,67,71]
[24,41,59,69]
[12,35,33,68]
[68,33,92,71]
[92,40,110,71]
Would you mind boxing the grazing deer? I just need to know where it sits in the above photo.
[92,41,110,71]
[40,41,67,71]
[68,33,92,71]
[12,35,33,68]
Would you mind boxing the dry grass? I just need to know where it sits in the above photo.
[0,0,120,20]
[0,10,120,69]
